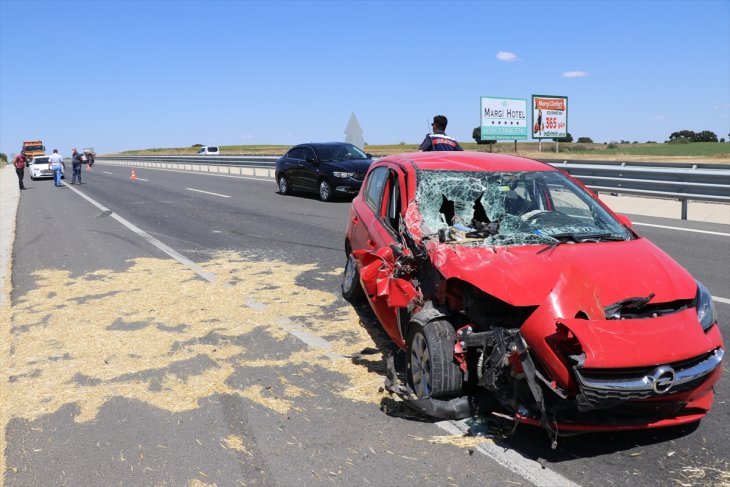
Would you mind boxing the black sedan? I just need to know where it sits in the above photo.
[275,142,373,201]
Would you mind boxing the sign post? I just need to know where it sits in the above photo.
[531,95,568,151]
[480,97,528,152]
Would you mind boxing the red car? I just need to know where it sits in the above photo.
[343,151,723,440]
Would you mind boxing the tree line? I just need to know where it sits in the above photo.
[471,128,726,144]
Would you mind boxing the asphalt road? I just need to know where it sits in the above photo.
[4,164,729,487]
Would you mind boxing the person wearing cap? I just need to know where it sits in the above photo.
[419,115,463,151]
[71,148,84,184]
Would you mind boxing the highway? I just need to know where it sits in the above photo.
[2,164,729,486]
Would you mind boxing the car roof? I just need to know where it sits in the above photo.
[380,151,553,172]
[299,142,353,148]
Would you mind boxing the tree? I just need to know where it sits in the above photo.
[694,130,718,142]
[577,137,593,143]
[472,127,496,145]
[555,132,573,143]
[668,130,718,142]
[669,130,696,142]
[0,153,7,163]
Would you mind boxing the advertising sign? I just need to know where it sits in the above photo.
[480,97,528,140]
[531,95,568,139]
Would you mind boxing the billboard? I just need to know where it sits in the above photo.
[532,95,568,139]
[480,97,528,140]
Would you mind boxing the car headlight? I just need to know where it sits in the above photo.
[333,172,354,179]
[695,281,717,332]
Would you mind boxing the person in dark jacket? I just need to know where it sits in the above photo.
[419,115,463,151]
[71,148,83,184]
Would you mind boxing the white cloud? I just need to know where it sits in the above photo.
[240,134,255,139]
[654,115,666,121]
[496,51,518,62]
[562,71,589,78]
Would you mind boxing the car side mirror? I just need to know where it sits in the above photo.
[366,153,373,158]
[306,156,317,164]
[616,214,633,228]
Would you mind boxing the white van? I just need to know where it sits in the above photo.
[197,146,220,155]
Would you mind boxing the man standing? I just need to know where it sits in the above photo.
[71,148,83,184]
[47,149,65,187]
[419,115,463,152]
[13,153,26,190]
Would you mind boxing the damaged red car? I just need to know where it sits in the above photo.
[342,151,723,441]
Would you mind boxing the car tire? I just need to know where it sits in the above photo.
[341,252,365,303]
[318,179,333,202]
[278,175,291,195]
[406,319,463,399]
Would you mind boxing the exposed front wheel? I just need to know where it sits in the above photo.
[278,175,290,195]
[319,179,332,202]
[407,320,463,399]
[341,252,364,302]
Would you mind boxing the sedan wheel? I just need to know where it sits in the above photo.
[407,320,462,399]
[319,179,332,202]
[278,175,290,195]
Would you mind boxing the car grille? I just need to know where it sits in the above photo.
[574,348,723,408]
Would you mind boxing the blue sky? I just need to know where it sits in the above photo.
[1,0,728,155]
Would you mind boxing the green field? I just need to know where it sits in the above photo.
[113,141,730,162]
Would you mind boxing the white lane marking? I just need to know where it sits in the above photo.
[136,178,149,181]
[276,318,342,362]
[714,296,730,305]
[185,188,231,198]
[437,420,580,487]
[634,222,730,237]
[63,184,216,283]
[102,171,113,174]
[99,164,273,181]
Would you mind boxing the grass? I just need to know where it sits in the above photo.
[111,142,730,162]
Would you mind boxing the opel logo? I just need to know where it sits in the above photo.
[649,366,676,394]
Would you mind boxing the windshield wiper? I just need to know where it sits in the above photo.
[537,232,625,254]
[536,232,578,254]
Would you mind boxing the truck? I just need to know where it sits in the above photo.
[21,140,45,161]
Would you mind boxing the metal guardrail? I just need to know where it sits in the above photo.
[97,155,730,220]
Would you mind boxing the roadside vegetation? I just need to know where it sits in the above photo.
[112,141,730,163]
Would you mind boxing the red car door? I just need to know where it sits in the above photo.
[352,164,411,347]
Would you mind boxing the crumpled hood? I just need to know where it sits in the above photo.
[428,237,697,308]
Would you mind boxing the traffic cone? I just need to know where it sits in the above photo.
[130,168,138,180]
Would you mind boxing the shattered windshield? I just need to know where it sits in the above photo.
[414,169,633,248]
